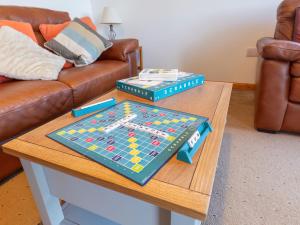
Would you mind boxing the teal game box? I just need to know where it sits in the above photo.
[116,74,205,102]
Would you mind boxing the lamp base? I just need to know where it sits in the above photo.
[108,24,116,41]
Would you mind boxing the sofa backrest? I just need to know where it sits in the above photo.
[275,0,300,41]
[0,5,71,45]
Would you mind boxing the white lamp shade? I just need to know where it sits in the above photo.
[101,7,122,24]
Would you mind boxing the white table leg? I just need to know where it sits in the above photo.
[171,212,201,225]
[21,159,64,225]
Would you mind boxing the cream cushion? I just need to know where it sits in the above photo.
[0,26,65,80]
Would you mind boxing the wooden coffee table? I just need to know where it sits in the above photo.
[3,81,232,225]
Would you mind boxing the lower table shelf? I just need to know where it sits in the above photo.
[39,203,120,225]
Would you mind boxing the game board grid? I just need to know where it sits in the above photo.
[59,126,167,172]
[117,118,193,168]
[59,125,177,173]
[65,115,196,155]
[109,126,171,167]
[73,129,141,169]
[57,130,136,171]
[53,101,203,174]
[107,129,155,168]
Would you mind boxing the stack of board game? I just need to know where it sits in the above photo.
[139,69,179,81]
[48,100,212,186]
[116,74,205,102]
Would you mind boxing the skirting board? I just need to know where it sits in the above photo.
[232,83,256,90]
[208,81,256,90]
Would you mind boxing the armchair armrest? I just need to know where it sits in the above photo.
[100,39,139,62]
[257,37,300,62]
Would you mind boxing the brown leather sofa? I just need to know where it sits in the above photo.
[255,0,300,133]
[0,6,139,182]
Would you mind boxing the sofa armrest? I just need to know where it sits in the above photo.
[257,37,300,62]
[255,59,290,132]
[100,39,139,62]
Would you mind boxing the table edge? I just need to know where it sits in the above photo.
[3,138,209,220]
[190,83,232,194]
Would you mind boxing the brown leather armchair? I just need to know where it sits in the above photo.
[255,0,300,133]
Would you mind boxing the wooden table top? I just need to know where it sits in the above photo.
[3,81,232,220]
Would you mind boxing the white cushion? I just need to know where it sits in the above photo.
[0,26,65,80]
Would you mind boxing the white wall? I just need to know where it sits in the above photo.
[91,0,282,84]
[0,0,281,83]
[0,0,93,18]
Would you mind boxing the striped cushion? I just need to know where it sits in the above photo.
[44,18,112,67]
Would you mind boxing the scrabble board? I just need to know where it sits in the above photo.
[48,100,208,185]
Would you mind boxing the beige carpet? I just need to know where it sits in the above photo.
[204,90,300,225]
[0,172,40,225]
[1,90,300,225]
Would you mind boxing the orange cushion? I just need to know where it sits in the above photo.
[39,17,96,69]
[63,62,73,69]
[0,20,37,43]
[0,75,12,84]
[39,17,97,41]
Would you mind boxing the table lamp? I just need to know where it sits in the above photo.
[101,7,122,40]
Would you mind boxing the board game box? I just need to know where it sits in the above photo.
[139,68,179,81]
[116,74,205,102]
[48,100,210,185]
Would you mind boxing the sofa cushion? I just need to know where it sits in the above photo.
[58,60,129,106]
[0,80,73,141]
[0,21,39,83]
[0,6,70,46]
[275,0,299,40]
[40,17,97,70]
[45,18,112,67]
[0,26,65,81]
[294,7,300,42]
[289,77,300,103]
[0,20,37,42]
[39,17,96,41]
[290,62,300,77]
[0,75,12,84]
[281,102,300,133]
